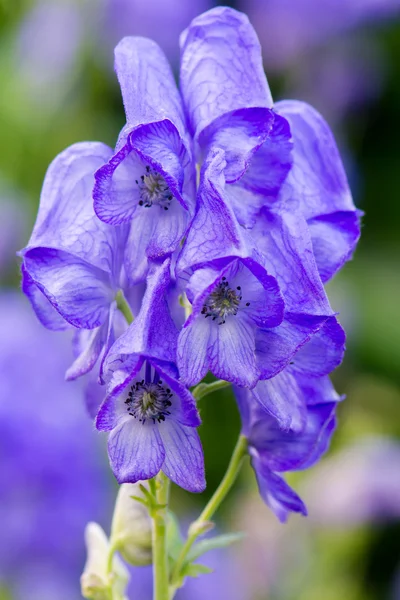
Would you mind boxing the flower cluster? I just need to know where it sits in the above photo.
[20,7,360,520]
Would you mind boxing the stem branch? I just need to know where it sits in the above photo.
[115,289,134,325]
[170,434,247,592]
[192,379,231,401]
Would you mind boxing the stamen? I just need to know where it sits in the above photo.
[135,165,173,210]
[202,278,248,325]
[124,378,173,425]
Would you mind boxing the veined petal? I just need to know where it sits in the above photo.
[114,37,188,139]
[296,375,343,406]
[275,100,361,282]
[159,421,205,493]
[250,209,333,317]
[224,111,293,225]
[307,210,362,282]
[104,259,178,383]
[255,313,328,380]
[21,263,70,331]
[176,149,246,275]
[252,456,307,523]
[250,370,307,433]
[254,402,337,472]
[209,315,258,387]
[65,324,108,381]
[24,141,123,275]
[108,420,165,484]
[24,247,113,329]
[291,317,346,377]
[180,6,273,141]
[177,317,213,386]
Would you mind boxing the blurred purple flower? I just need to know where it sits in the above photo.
[305,437,400,526]
[0,192,26,277]
[240,0,400,70]
[15,0,83,105]
[0,292,112,599]
[102,0,213,66]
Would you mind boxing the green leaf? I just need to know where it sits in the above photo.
[182,563,213,578]
[187,532,244,563]
[166,511,184,561]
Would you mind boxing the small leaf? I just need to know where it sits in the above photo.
[183,563,213,578]
[187,532,244,563]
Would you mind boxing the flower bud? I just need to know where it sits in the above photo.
[110,482,153,566]
[81,522,129,600]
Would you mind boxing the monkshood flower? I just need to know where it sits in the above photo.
[0,292,111,599]
[179,7,361,283]
[19,142,130,381]
[234,317,343,521]
[96,259,205,492]
[236,385,338,523]
[177,149,342,387]
[93,36,196,283]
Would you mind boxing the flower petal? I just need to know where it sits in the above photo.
[209,315,258,387]
[254,402,337,472]
[21,263,70,331]
[65,324,108,381]
[250,209,332,317]
[104,259,178,385]
[177,316,213,386]
[107,420,165,484]
[159,421,205,492]
[24,141,123,275]
[24,247,113,329]
[291,316,346,377]
[180,6,273,140]
[252,456,307,523]
[176,149,246,275]
[250,370,307,433]
[255,313,328,380]
[275,100,361,282]
[114,36,187,138]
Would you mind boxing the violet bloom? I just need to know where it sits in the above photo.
[177,149,341,387]
[177,253,284,388]
[93,37,196,283]
[96,259,205,492]
[236,386,338,523]
[179,7,361,283]
[20,142,129,380]
[0,292,111,599]
[235,316,343,521]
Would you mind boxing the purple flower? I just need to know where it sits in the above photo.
[96,359,204,492]
[0,292,111,599]
[236,386,337,523]
[95,259,205,492]
[20,142,129,380]
[176,149,341,387]
[179,7,361,283]
[235,318,343,521]
[93,37,196,282]
[177,254,284,387]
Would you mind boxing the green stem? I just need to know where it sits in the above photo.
[152,472,170,600]
[192,379,231,401]
[170,434,247,592]
[115,289,134,325]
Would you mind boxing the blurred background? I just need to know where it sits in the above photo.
[1,1,400,598]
